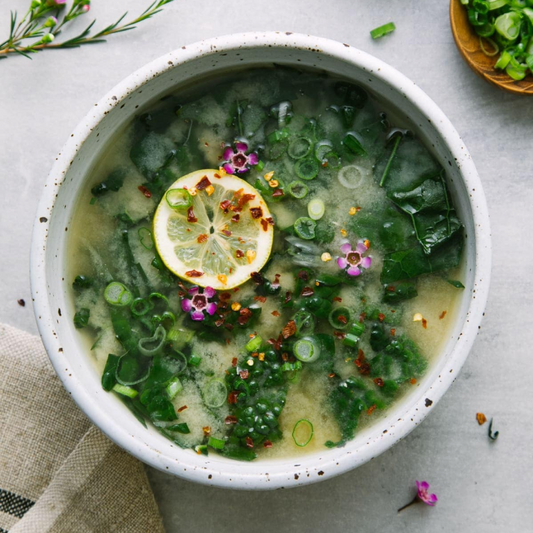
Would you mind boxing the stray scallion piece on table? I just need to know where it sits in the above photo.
[461,0,533,81]
[68,67,464,461]
[370,22,396,40]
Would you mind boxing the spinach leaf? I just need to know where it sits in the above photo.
[383,282,418,303]
[387,177,447,215]
[130,131,176,179]
[102,354,120,391]
[380,233,463,284]
[412,209,462,254]
[91,168,126,197]
[448,279,465,289]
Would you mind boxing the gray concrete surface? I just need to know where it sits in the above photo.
[0,0,531,531]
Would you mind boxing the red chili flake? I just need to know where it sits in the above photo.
[235,249,244,258]
[422,318,428,329]
[390,328,396,336]
[374,377,384,387]
[185,270,204,278]
[238,308,253,325]
[219,292,232,301]
[225,416,238,425]
[254,295,267,303]
[261,219,269,232]
[225,323,234,331]
[197,234,208,243]
[359,312,367,323]
[390,309,396,313]
[378,313,385,322]
[177,405,188,413]
[359,362,371,375]
[233,287,240,292]
[439,311,447,320]
[239,369,249,379]
[333,296,343,303]
[215,319,225,327]
[245,436,254,448]
[271,310,280,317]
[337,315,348,325]
[284,291,292,304]
[281,352,289,362]
[263,440,273,449]
[333,331,346,340]
[476,412,487,425]
[410,378,417,385]
[386,286,396,292]
[225,338,231,345]
[220,200,231,212]
[272,189,284,198]
[250,272,264,284]
[178,291,186,298]
[195,175,212,190]
[202,426,211,436]
[282,320,297,339]
[268,334,283,351]
[138,185,152,198]
[328,372,336,378]
[367,404,377,416]
[214,173,221,179]
[297,270,310,281]
[228,391,239,404]
[231,214,240,223]
[300,287,314,297]
[237,192,255,209]
[187,207,197,223]
[266,217,275,226]
[250,207,263,219]
[232,357,238,367]
[222,229,232,237]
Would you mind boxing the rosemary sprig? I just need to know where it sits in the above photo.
[0,0,174,60]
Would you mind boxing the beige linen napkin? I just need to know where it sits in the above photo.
[0,323,165,533]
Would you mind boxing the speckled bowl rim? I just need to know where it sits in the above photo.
[31,32,491,490]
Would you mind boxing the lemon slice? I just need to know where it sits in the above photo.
[153,169,274,290]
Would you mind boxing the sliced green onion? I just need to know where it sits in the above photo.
[131,297,151,317]
[148,292,169,308]
[314,140,334,163]
[267,128,290,143]
[256,160,265,172]
[189,354,201,367]
[473,0,490,14]
[166,376,183,400]
[161,311,176,326]
[338,164,364,189]
[194,444,208,455]
[288,137,313,160]
[370,22,396,40]
[476,22,496,38]
[112,384,138,398]
[138,227,154,250]
[138,325,166,356]
[328,307,352,330]
[307,198,325,220]
[104,281,133,307]
[506,63,527,79]
[293,217,317,240]
[487,0,508,10]
[342,132,367,156]
[342,322,366,348]
[246,335,263,352]
[495,12,521,40]
[288,180,309,199]
[116,354,150,386]
[526,54,533,70]
[479,36,499,56]
[323,151,342,169]
[167,327,194,347]
[295,158,319,180]
[203,379,227,408]
[268,140,289,160]
[293,310,315,337]
[468,8,488,26]
[292,419,314,447]
[208,436,226,450]
[166,188,192,210]
[494,49,512,69]
[293,336,321,363]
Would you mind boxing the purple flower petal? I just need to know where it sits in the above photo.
[361,256,372,269]
[356,241,368,254]
[340,242,352,255]
[337,257,348,269]
[204,286,216,298]
[347,266,361,277]
[235,142,248,153]
[181,299,192,313]
[206,302,217,316]
[247,152,259,166]
[223,147,234,161]
[417,481,430,492]
[223,163,234,175]
[188,286,199,296]
[190,310,205,321]
[237,167,249,174]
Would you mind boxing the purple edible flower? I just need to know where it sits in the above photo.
[336,241,372,276]
[221,142,259,174]
[181,286,217,321]
[416,481,438,506]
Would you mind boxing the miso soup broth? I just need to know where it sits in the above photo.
[68,67,464,461]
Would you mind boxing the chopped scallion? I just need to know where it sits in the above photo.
[307,198,325,220]
[112,383,138,398]
[246,335,263,352]
[104,281,133,307]
[203,379,227,408]
[292,419,314,447]
[370,22,396,40]
[166,188,192,210]
[293,336,321,363]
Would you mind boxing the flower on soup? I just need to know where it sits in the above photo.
[336,241,372,276]
[181,286,217,321]
[222,142,259,174]
[416,481,438,506]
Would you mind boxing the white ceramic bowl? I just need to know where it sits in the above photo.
[31,32,491,490]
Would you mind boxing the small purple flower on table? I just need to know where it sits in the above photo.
[337,241,372,276]
[181,286,217,321]
[222,142,259,174]
[416,480,438,506]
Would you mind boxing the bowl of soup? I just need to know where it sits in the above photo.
[31,32,491,489]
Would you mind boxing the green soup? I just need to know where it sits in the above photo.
[69,67,464,461]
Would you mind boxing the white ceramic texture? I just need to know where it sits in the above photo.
[31,32,491,490]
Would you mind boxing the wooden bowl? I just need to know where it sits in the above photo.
[450,0,533,94]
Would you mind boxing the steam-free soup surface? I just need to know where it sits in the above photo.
[69,67,464,461]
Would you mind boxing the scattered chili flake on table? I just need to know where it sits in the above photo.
[476,412,487,425]
[17,299,25,307]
